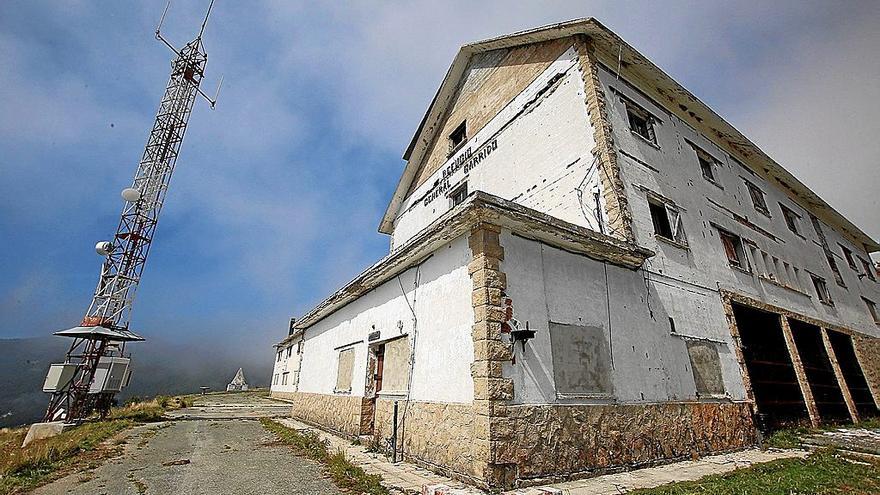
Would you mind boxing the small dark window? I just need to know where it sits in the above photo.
[448,121,467,156]
[648,198,687,245]
[812,275,832,304]
[863,297,879,324]
[625,102,656,144]
[827,254,845,288]
[649,201,672,239]
[286,346,292,358]
[719,229,747,270]
[450,182,468,207]
[780,204,801,235]
[744,181,769,216]
[860,257,876,282]
[841,245,857,270]
[693,148,717,183]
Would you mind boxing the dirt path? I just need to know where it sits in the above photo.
[33,393,341,495]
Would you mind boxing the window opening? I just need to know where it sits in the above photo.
[744,181,769,216]
[649,198,686,245]
[625,102,657,144]
[811,275,832,305]
[448,120,467,156]
[450,181,468,207]
[719,229,747,270]
[781,204,801,235]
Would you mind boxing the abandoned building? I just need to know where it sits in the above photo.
[270,18,880,489]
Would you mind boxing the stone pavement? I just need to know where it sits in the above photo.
[505,449,807,495]
[802,427,880,457]
[274,415,807,495]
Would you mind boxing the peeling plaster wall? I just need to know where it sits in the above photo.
[595,63,880,341]
[391,45,603,249]
[296,236,475,404]
[500,231,747,405]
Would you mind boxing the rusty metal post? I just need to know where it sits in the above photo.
[391,401,399,463]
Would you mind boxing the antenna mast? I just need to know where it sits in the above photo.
[41,1,220,423]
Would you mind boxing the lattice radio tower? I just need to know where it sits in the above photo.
[41,1,221,423]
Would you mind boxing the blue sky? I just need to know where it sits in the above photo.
[1,1,878,362]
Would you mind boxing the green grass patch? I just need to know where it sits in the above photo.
[630,449,880,495]
[0,420,132,495]
[0,394,196,494]
[260,418,387,495]
[763,426,811,449]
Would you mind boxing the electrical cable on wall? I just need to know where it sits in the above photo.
[603,262,615,370]
[575,154,602,230]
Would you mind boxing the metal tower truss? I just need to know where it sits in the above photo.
[42,0,220,423]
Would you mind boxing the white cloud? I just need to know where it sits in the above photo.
[735,12,880,242]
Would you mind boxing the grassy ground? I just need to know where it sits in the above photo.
[0,395,193,495]
[261,418,388,495]
[630,449,880,495]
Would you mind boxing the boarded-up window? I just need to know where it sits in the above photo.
[335,348,354,393]
[685,340,725,396]
[380,337,410,394]
[549,322,612,397]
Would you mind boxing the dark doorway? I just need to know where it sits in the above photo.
[789,320,850,423]
[827,330,880,418]
[375,345,385,393]
[360,344,386,436]
[732,303,809,430]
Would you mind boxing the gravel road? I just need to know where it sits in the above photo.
[33,393,341,495]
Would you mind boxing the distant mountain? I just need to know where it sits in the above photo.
[0,336,273,427]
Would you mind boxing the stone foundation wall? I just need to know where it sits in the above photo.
[853,335,880,408]
[496,401,756,485]
[373,398,482,483]
[272,391,363,437]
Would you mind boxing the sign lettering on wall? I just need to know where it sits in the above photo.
[422,137,499,207]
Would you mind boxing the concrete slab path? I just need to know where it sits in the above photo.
[34,393,341,495]
[506,449,807,495]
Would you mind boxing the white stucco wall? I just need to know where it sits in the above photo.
[390,45,604,249]
[501,231,746,405]
[595,63,880,338]
[271,336,302,394]
[295,235,475,403]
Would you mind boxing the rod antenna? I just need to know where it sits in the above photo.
[198,0,216,40]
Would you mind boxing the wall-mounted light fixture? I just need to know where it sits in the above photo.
[511,321,535,351]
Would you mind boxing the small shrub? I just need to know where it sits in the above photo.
[108,403,165,423]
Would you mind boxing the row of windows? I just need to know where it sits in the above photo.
[624,91,877,297]
[275,342,300,362]
[715,226,878,323]
[646,194,877,324]
[272,372,290,386]
[621,96,823,245]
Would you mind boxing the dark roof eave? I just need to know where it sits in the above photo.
[305,192,652,330]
